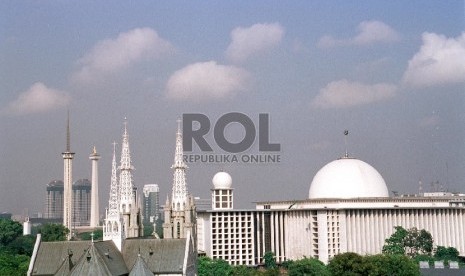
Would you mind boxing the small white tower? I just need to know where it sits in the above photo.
[211,171,234,210]
[89,146,101,228]
[62,112,75,240]
[23,217,31,235]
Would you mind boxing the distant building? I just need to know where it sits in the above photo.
[44,179,92,227]
[44,180,64,219]
[143,184,160,224]
[0,212,12,219]
[72,179,91,227]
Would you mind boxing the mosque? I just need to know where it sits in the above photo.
[197,154,465,265]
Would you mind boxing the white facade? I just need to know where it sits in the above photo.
[197,157,465,265]
[89,146,101,228]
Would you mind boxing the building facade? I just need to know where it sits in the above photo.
[44,180,64,219]
[197,157,465,266]
[72,179,91,227]
[143,184,160,224]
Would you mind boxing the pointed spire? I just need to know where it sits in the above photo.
[119,118,134,213]
[66,110,70,152]
[108,142,119,218]
[171,119,188,211]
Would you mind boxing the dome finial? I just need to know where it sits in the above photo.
[343,130,349,158]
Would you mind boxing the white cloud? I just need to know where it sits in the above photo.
[318,20,399,48]
[73,27,173,83]
[2,82,70,115]
[226,23,284,63]
[403,32,465,88]
[311,79,397,109]
[165,61,249,101]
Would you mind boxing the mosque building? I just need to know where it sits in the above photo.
[197,154,465,265]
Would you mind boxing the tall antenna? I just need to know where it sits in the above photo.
[343,130,349,158]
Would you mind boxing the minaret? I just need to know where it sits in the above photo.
[103,142,124,251]
[89,146,100,228]
[62,112,75,239]
[171,119,188,211]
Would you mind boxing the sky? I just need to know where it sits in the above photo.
[1,1,464,216]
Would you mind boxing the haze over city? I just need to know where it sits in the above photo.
[1,1,464,216]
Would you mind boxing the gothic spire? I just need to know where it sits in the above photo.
[119,118,135,213]
[108,142,119,218]
[171,119,188,211]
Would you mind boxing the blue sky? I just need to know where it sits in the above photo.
[1,1,464,215]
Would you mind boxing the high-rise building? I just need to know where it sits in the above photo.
[44,179,92,227]
[163,120,196,241]
[142,184,160,224]
[44,180,64,219]
[72,179,91,227]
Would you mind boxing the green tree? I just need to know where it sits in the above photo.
[364,254,420,276]
[0,251,30,276]
[232,265,255,276]
[327,252,367,276]
[39,223,69,242]
[7,235,36,255]
[0,219,22,246]
[382,226,433,257]
[288,257,329,276]
[382,226,408,255]
[263,251,277,269]
[78,229,103,241]
[197,256,233,276]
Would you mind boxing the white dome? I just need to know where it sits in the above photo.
[309,158,389,199]
[212,171,232,189]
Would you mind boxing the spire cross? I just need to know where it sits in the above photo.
[176,118,182,134]
[123,117,128,136]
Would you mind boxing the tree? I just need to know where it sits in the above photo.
[78,229,103,241]
[382,226,408,255]
[7,235,36,256]
[0,251,30,276]
[197,256,233,276]
[364,254,420,276]
[327,252,367,276]
[232,265,255,276]
[288,257,329,276]
[382,226,433,257]
[0,219,22,246]
[263,251,277,269]
[39,223,69,242]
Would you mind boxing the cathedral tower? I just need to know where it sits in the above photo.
[103,119,143,251]
[62,112,74,239]
[103,142,124,250]
[163,120,196,241]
